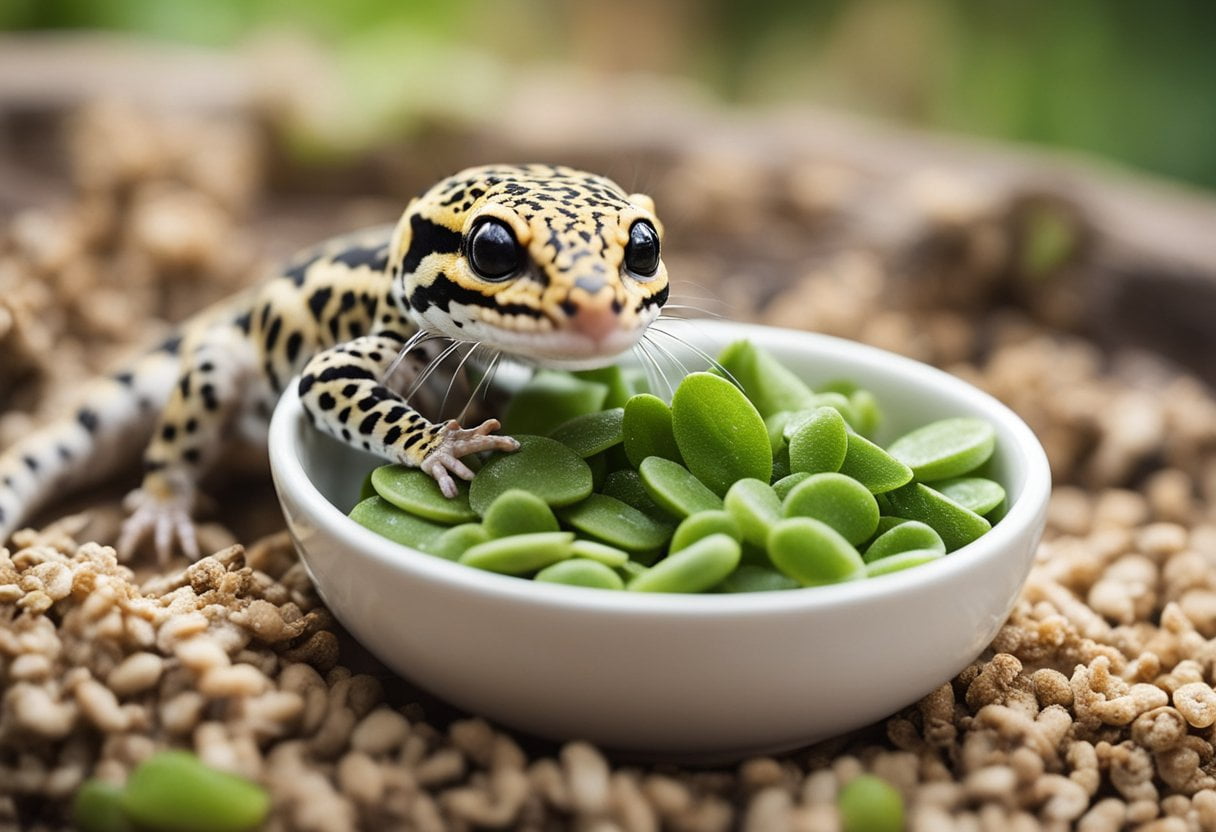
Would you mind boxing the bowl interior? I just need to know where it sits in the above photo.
[301,321,1034,532]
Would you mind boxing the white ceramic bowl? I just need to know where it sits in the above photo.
[269,321,1050,758]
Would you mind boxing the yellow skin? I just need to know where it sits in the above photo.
[0,164,668,561]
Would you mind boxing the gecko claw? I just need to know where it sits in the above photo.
[420,419,519,497]
[118,487,200,564]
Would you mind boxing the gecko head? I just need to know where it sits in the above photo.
[387,164,668,370]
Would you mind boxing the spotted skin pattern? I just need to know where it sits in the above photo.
[0,165,668,561]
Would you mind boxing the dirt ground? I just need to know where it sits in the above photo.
[4,74,1216,831]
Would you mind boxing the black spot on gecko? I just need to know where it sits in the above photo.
[200,361,215,373]
[299,374,316,397]
[342,384,358,397]
[159,335,182,354]
[145,460,166,472]
[318,365,375,383]
[284,253,320,286]
[401,433,423,451]
[260,303,271,331]
[642,284,669,309]
[337,407,351,423]
[179,373,192,398]
[234,311,252,334]
[76,408,99,433]
[385,406,408,423]
[308,288,333,322]
[341,429,351,441]
[265,363,281,393]
[264,317,282,352]
[348,321,364,338]
[318,392,336,410]
[57,445,71,461]
[410,276,537,318]
[183,449,200,464]
[332,245,389,272]
[23,455,38,472]
[285,332,303,365]
[359,412,381,434]
[383,426,402,445]
[186,418,198,433]
[113,371,134,386]
[357,396,379,412]
[401,215,462,275]
[201,383,219,411]
[162,425,177,441]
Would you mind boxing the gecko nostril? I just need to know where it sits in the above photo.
[569,303,620,343]
[560,299,578,317]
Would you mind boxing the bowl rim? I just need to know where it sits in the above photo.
[269,321,1051,618]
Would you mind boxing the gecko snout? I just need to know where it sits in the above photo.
[567,298,621,343]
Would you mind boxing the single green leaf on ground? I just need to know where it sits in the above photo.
[122,751,269,832]
[74,779,131,832]
[838,774,905,832]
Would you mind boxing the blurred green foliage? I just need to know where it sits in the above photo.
[4,0,1214,189]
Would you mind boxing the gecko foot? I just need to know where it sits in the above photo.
[118,486,200,564]
[420,419,520,498]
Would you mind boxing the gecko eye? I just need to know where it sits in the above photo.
[625,221,660,277]
[468,219,521,280]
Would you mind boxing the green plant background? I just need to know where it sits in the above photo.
[5,0,1214,190]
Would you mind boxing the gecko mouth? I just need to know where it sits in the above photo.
[500,327,647,370]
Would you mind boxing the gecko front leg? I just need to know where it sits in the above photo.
[118,323,255,562]
[298,333,518,495]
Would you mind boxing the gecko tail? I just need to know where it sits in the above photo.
[0,350,179,547]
